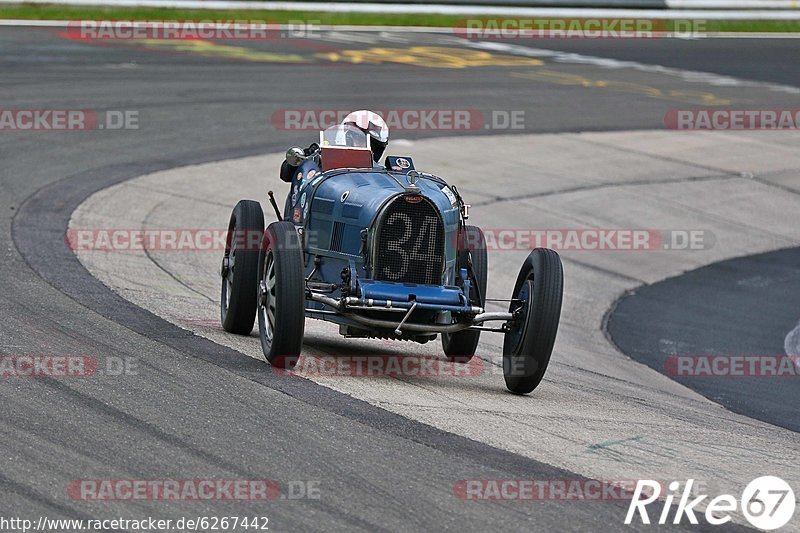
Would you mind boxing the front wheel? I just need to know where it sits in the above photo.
[503,248,563,395]
[258,221,305,369]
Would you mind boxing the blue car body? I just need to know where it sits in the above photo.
[283,158,477,340]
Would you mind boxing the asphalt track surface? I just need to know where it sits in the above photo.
[1,25,799,530]
[494,38,800,88]
[608,247,800,433]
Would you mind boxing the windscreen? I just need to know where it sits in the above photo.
[320,124,370,149]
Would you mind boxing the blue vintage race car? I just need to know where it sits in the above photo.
[219,124,563,394]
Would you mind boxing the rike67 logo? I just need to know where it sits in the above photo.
[626,476,796,530]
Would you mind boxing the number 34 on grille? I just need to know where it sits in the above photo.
[219,124,563,394]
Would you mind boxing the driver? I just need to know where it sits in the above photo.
[279,110,390,182]
[340,110,389,163]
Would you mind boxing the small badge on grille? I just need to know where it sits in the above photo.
[404,195,423,203]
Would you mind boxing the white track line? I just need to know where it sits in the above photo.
[668,0,798,7]
[785,320,800,357]
[2,19,800,37]
[785,321,800,372]
[0,0,799,19]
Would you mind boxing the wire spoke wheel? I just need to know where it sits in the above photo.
[259,252,278,343]
[257,221,305,368]
[223,245,236,311]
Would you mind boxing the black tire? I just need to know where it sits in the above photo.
[258,221,305,368]
[442,225,488,363]
[220,200,264,335]
[503,248,563,395]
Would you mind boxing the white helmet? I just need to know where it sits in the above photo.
[341,110,389,162]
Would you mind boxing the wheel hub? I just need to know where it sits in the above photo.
[506,282,531,354]
[258,279,268,307]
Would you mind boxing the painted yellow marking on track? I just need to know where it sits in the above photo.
[315,46,543,69]
[512,70,732,105]
[137,39,309,63]
[130,41,541,69]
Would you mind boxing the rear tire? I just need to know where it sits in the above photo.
[442,225,487,363]
[220,200,264,335]
[503,248,563,395]
[258,221,306,369]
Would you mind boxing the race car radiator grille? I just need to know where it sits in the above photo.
[374,196,445,286]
